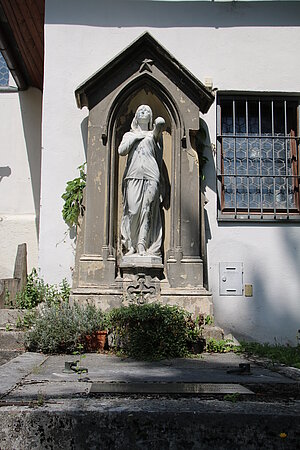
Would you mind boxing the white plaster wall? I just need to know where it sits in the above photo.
[41,0,300,342]
[0,88,42,278]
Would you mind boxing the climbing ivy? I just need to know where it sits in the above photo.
[61,162,86,227]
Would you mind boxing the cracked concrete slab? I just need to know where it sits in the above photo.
[0,352,299,449]
[0,352,47,398]
[2,352,297,403]
[20,352,296,385]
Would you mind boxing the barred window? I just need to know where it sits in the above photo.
[217,94,300,221]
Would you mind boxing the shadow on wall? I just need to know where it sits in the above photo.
[200,118,214,287]
[45,1,300,28]
[0,166,11,181]
[178,117,215,289]
[81,116,88,160]
[247,255,300,345]
[18,89,42,236]
[215,225,300,345]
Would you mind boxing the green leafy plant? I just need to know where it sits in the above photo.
[204,314,214,326]
[72,343,88,378]
[237,341,300,369]
[185,314,205,354]
[37,391,45,407]
[15,269,70,310]
[61,162,86,227]
[25,302,106,354]
[224,393,240,403]
[4,289,13,308]
[59,278,71,303]
[16,310,37,330]
[107,303,190,360]
[206,338,234,353]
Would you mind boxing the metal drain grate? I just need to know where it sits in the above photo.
[89,382,254,395]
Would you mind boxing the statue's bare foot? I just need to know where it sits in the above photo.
[137,244,146,256]
[125,247,135,256]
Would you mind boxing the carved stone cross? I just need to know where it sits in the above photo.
[127,273,156,303]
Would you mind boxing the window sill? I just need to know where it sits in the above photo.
[218,212,300,223]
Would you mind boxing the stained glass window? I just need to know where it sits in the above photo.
[217,94,299,220]
[0,52,9,86]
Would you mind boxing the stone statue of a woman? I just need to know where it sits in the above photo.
[118,105,166,257]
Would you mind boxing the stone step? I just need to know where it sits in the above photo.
[0,400,299,449]
[201,325,225,341]
[0,309,26,328]
[0,350,23,366]
[0,331,25,351]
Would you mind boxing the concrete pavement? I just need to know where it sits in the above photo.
[0,351,299,449]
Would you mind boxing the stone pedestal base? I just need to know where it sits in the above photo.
[120,255,162,267]
[72,256,213,317]
[71,283,213,317]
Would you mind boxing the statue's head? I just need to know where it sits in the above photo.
[131,105,153,131]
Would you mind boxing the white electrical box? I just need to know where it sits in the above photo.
[219,262,243,296]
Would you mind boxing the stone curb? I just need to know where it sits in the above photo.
[0,399,299,450]
[0,352,47,398]
[0,330,25,350]
[246,355,300,382]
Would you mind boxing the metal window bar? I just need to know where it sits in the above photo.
[233,100,237,219]
[271,100,276,219]
[298,103,300,207]
[217,135,299,139]
[246,100,250,217]
[216,103,223,215]
[259,100,263,218]
[217,95,300,220]
[218,174,297,178]
[284,100,289,215]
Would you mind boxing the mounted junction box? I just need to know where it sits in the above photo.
[219,262,243,296]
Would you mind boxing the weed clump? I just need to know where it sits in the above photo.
[12,268,70,310]
[238,341,300,369]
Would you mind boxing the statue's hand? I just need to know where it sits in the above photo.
[154,117,165,128]
[153,117,165,141]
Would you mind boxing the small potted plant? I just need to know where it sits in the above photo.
[84,329,107,352]
[81,304,108,352]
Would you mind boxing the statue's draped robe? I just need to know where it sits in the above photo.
[119,130,163,256]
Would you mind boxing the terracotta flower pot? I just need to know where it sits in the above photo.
[85,330,107,352]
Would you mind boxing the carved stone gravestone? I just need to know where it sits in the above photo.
[72,32,214,316]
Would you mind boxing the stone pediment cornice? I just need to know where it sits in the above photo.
[75,32,214,113]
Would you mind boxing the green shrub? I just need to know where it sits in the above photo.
[25,303,106,354]
[15,269,70,309]
[107,303,190,360]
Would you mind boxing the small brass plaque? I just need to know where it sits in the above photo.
[245,284,253,297]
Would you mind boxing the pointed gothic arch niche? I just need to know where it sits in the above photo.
[106,76,183,272]
[73,32,214,315]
